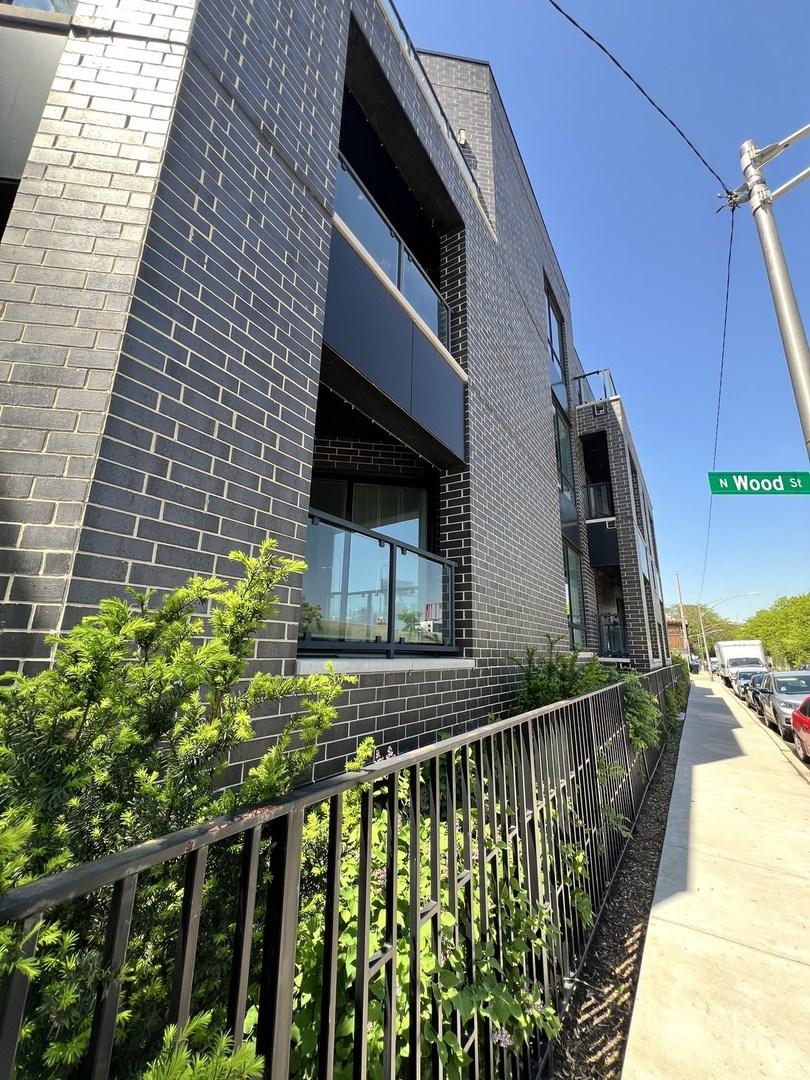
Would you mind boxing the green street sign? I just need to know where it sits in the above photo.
[708,471,810,494]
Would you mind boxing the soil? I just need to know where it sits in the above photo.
[551,719,684,1079]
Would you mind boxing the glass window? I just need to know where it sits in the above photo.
[352,484,428,549]
[309,478,347,519]
[310,478,429,551]
[2,2,77,13]
[546,292,567,409]
[554,408,577,525]
[563,543,586,648]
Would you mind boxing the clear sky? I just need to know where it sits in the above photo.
[395,0,810,623]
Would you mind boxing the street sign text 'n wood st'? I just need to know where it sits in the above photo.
[708,471,810,494]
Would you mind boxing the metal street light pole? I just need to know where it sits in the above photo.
[733,123,810,459]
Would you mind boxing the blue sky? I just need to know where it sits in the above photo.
[395,0,810,622]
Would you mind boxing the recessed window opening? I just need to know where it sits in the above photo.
[546,291,567,409]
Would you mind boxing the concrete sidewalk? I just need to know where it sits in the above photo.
[622,676,810,1080]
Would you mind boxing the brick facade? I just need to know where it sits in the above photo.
[0,0,667,783]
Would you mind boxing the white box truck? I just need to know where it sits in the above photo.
[714,640,768,687]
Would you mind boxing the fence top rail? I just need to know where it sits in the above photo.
[0,666,681,924]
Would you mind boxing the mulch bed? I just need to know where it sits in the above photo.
[550,718,684,1079]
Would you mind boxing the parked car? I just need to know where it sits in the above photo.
[759,672,810,738]
[745,673,765,714]
[732,668,761,699]
[792,696,810,764]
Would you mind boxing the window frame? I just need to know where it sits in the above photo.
[562,541,587,649]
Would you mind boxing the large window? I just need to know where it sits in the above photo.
[546,292,567,409]
[309,478,429,549]
[563,543,586,648]
[301,478,453,655]
[554,407,577,527]
[0,16,69,238]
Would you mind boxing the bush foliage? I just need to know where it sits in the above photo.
[0,540,353,1077]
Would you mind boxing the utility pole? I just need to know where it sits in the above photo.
[697,605,712,679]
[731,122,810,460]
[675,574,690,659]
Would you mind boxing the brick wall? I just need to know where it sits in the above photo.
[0,0,668,783]
[0,0,198,671]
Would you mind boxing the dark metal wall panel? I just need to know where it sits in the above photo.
[323,230,465,463]
[586,521,620,567]
[411,324,465,460]
[323,230,413,406]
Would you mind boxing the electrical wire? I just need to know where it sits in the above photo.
[544,1,741,603]
[546,0,732,194]
[697,207,736,603]
[711,209,736,470]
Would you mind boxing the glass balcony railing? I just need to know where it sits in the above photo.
[587,482,614,518]
[573,368,618,406]
[298,512,455,656]
[334,158,451,349]
[598,612,628,658]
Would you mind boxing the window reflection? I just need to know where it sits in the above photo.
[2,1,78,12]
[299,517,453,652]
[300,522,389,644]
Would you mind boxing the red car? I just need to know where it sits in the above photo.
[792,695,810,764]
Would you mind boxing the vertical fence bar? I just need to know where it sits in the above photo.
[459,744,479,1076]
[444,749,462,1053]
[382,774,398,1080]
[318,795,344,1080]
[258,809,304,1080]
[352,785,374,1080]
[408,766,422,1080]
[0,914,39,1080]
[227,825,262,1047]
[473,740,494,1080]
[169,845,209,1031]
[427,755,441,1079]
[87,874,139,1078]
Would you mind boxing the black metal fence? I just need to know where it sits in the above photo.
[0,665,684,1079]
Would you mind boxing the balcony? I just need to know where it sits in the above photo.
[298,512,455,656]
[586,481,614,519]
[333,159,450,348]
[323,162,465,466]
[573,368,618,406]
[599,612,628,658]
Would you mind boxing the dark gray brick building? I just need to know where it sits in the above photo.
[0,0,668,781]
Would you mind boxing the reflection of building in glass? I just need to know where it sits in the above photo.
[0,0,667,779]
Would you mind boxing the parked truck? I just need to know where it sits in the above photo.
[714,640,768,687]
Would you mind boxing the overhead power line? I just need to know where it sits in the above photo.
[546,0,732,193]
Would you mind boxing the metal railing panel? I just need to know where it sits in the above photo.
[0,666,685,1079]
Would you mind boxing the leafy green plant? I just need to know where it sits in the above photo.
[290,751,562,1078]
[139,1013,263,1080]
[0,539,354,1077]
[620,671,662,755]
[512,637,617,712]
